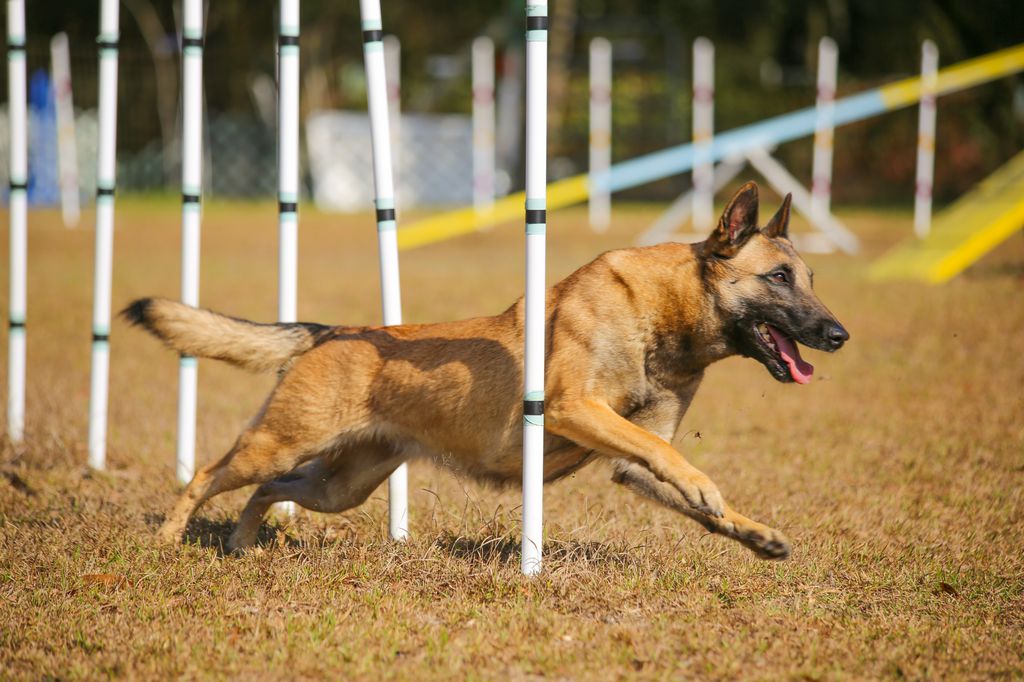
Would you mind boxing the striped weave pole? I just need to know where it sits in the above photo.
[6,0,27,444]
[359,0,408,541]
[691,37,714,231]
[588,36,611,232]
[914,40,939,239]
[521,0,548,577]
[276,0,300,515]
[810,37,837,228]
[87,0,120,469]
[176,0,204,485]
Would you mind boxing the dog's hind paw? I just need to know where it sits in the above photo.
[155,524,182,546]
[745,527,791,561]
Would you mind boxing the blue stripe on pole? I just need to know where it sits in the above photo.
[599,90,888,193]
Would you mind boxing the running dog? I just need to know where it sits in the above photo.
[126,182,848,559]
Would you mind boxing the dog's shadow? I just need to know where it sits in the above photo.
[145,513,299,556]
[148,513,634,567]
[434,531,635,568]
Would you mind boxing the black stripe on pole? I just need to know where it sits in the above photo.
[279,35,299,47]
[182,193,200,204]
[376,208,396,222]
[9,321,25,329]
[96,186,115,197]
[525,209,546,224]
[362,29,384,43]
[279,201,297,213]
[7,43,25,52]
[182,37,203,49]
[96,40,118,50]
[523,400,544,416]
[526,16,549,30]
[9,181,26,191]
[92,333,109,342]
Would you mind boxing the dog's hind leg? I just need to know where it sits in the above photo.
[227,444,406,552]
[611,460,791,560]
[156,427,314,545]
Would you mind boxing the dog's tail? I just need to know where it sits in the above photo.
[121,297,329,373]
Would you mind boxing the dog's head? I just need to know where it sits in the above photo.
[700,182,849,384]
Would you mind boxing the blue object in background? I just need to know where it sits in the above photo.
[28,68,59,206]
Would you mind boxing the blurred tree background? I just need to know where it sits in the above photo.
[10,0,1024,203]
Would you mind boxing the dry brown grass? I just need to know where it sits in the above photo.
[1,199,1022,680]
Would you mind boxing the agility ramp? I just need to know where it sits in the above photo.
[870,149,1024,283]
[396,43,1024,251]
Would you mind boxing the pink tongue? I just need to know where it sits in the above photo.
[767,325,814,384]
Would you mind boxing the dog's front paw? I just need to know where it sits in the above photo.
[678,474,724,518]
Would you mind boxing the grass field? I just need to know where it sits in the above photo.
[1,199,1022,680]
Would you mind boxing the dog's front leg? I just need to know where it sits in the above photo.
[546,398,724,517]
[611,460,791,560]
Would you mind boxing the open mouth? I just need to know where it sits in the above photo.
[755,323,814,384]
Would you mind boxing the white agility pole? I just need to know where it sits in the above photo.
[383,34,400,200]
[472,36,496,215]
[810,37,837,228]
[521,0,548,577]
[6,0,27,444]
[359,0,407,541]
[588,36,611,232]
[276,0,300,515]
[87,0,120,470]
[51,32,80,229]
[914,40,939,239]
[176,0,204,485]
[691,37,714,231]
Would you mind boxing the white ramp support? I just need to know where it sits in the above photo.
[914,40,939,239]
[277,0,300,516]
[691,37,714,231]
[51,32,80,229]
[359,0,408,542]
[6,0,27,444]
[521,0,548,577]
[635,155,746,246]
[176,0,204,485]
[810,37,837,227]
[588,36,611,232]
[87,0,120,469]
[746,147,859,254]
[472,36,496,214]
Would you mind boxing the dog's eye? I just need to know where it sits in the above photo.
[769,270,789,284]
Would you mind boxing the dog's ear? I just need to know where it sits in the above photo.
[763,193,792,239]
[704,182,759,258]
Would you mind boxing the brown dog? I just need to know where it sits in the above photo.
[126,182,847,559]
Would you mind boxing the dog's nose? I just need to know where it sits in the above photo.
[825,322,849,350]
